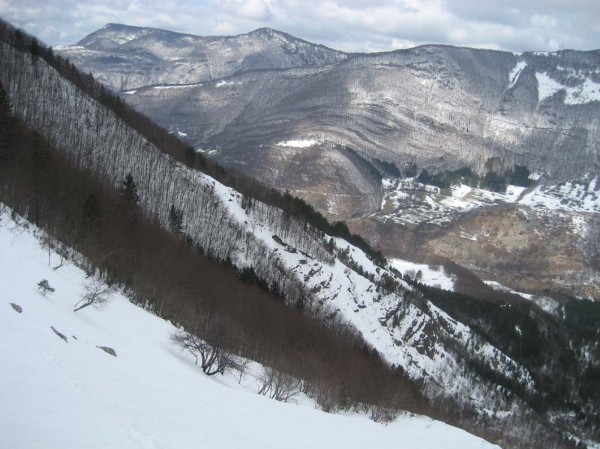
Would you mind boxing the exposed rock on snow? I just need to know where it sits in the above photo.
[96,346,117,357]
[9,303,22,314]
[50,326,68,343]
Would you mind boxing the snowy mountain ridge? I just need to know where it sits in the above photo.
[56,25,600,222]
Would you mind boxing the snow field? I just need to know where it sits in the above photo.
[509,61,527,86]
[276,139,321,148]
[389,258,455,291]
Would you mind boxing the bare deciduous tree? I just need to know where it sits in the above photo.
[369,386,406,425]
[258,367,302,403]
[73,277,114,312]
[236,358,251,385]
[369,404,400,425]
[170,330,238,376]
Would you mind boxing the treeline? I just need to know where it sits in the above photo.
[278,190,386,266]
[564,298,600,339]
[417,165,533,192]
[0,18,384,267]
[0,83,426,416]
[413,280,599,432]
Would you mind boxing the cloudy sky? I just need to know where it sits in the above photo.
[1,0,599,53]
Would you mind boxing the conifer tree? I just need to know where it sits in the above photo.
[119,172,140,205]
[0,82,11,120]
[82,193,101,230]
[168,204,184,234]
[0,83,13,161]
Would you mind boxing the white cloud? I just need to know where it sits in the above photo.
[216,0,276,20]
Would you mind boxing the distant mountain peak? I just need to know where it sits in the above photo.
[244,27,293,43]
[76,23,151,48]
[76,23,344,56]
[249,27,283,35]
[102,22,135,30]
[243,27,346,59]
[246,27,297,40]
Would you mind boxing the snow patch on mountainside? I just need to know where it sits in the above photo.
[484,281,534,300]
[153,83,203,90]
[0,207,500,449]
[520,178,600,211]
[509,61,527,86]
[536,72,564,102]
[215,80,243,88]
[277,139,320,148]
[379,177,598,228]
[536,72,600,104]
[390,259,455,291]
[565,78,600,104]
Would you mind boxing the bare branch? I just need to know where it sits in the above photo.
[258,367,301,403]
[74,277,114,312]
[169,329,239,376]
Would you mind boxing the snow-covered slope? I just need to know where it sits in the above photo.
[389,258,456,290]
[0,208,499,449]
